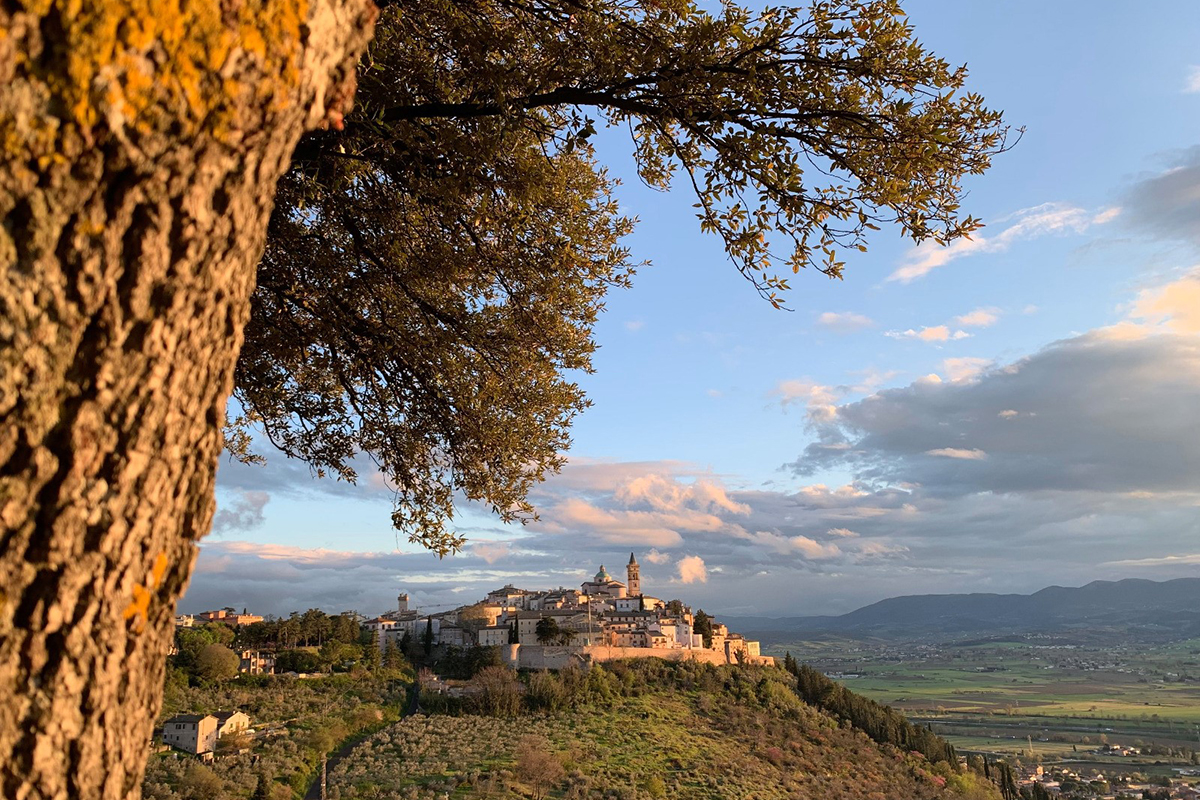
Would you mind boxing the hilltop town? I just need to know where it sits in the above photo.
[367,553,771,670]
[172,553,770,686]
[159,555,769,760]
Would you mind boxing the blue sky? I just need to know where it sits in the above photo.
[190,2,1200,618]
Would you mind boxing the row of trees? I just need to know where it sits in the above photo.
[233,610,362,650]
[786,658,960,766]
[423,655,801,719]
[169,616,414,686]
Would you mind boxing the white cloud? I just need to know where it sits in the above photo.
[529,464,756,550]
[544,498,686,548]
[739,529,844,559]
[826,527,860,538]
[788,536,842,559]
[676,555,708,584]
[1106,553,1200,567]
[625,320,645,332]
[953,307,1001,327]
[614,474,750,516]
[643,549,671,564]
[885,325,971,342]
[214,540,361,562]
[472,542,512,564]
[816,311,876,333]
[771,379,841,421]
[1130,270,1200,334]
[925,448,989,460]
[1185,66,1200,94]
[998,409,1020,419]
[212,490,270,533]
[889,202,1118,282]
[942,357,992,382]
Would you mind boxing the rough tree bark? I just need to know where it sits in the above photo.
[0,2,375,798]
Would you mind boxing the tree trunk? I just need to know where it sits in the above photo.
[0,2,375,798]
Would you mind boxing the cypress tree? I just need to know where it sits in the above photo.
[423,618,435,656]
[252,775,271,800]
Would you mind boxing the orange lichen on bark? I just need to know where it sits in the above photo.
[121,553,169,633]
[3,0,311,152]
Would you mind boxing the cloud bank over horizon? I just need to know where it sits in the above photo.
[197,330,1199,617]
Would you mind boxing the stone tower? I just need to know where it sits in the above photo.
[627,552,641,597]
[398,592,410,613]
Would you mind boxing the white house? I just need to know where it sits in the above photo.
[214,710,251,739]
[163,710,252,755]
[477,626,511,647]
[162,714,218,754]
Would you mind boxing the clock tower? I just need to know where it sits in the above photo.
[626,552,641,597]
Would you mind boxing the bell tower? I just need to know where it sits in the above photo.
[627,552,641,597]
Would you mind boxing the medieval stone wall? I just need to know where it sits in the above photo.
[503,644,774,670]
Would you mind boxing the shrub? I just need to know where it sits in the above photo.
[473,666,523,717]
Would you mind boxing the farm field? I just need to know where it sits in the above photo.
[767,636,1200,766]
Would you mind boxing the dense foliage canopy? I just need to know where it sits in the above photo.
[232,0,1010,554]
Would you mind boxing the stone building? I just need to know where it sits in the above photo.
[238,649,274,675]
[214,711,251,739]
[162,714,218,755]
[162,710,252,755]
[477,625,512,647]
[197,608,263,626]
[367,551,771,665]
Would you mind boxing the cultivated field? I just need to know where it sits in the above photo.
[768,636,1200,767]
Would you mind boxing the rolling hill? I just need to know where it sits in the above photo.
[326,659,997,800]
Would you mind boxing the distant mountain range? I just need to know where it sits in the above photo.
[719,577,1200,644]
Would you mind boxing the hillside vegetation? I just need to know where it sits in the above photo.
[330,660,999,800]
[145,671,411,800]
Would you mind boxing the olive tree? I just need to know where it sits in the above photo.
[1,0,1008,796]
[236,0,1010,555]
[0,1,375,797]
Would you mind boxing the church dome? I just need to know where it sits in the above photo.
[594,565,612,582]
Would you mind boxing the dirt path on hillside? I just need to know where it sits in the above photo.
[303,679,419,800]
